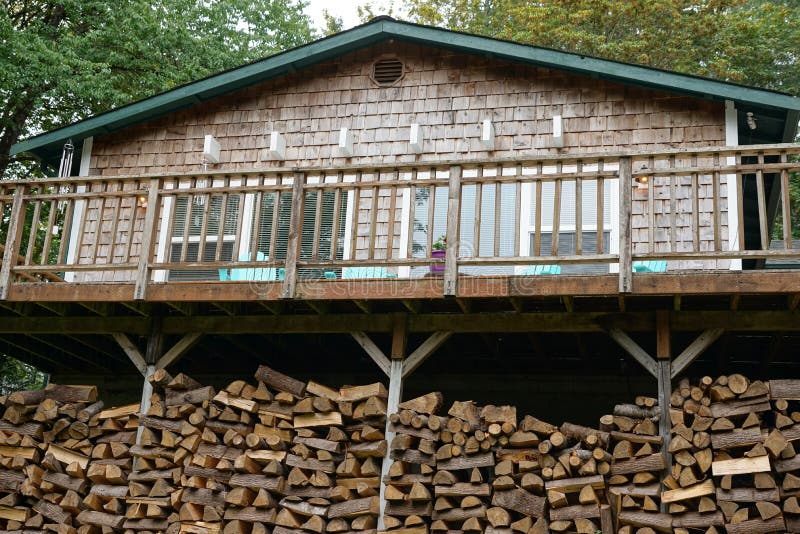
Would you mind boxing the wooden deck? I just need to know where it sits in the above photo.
[1,144,800,383]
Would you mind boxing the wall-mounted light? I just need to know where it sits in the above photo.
[203,134,221,165]
[634,165,650,191]
[269,131,286,160]
[481,119,495,151]
[746,112,757,130]
[336,127,353,157]
[409,123,423,154]
[552,115,564,148]
[137,189,149,209]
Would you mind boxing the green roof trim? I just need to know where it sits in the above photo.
[12,17,800,161]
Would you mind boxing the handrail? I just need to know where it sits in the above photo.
[2,142,798,187]
[1,143,799,301]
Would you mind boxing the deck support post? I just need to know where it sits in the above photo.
[656,311,672,513]
[350,323,451,531]
[137,365,155,444]
[281,172,305,299]
[134,178,162,301]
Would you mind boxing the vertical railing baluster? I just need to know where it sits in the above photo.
[534,162,543,256]
[216,183,229,263]
[281,172,305,299]
[268,190,280,262]
[426,170,435,257]
[514,164,522,258]
[551,162,563,256]
[647,156,655,254]
[368,175,379,261]
[25,200,42,265]
[41,199,58,266]
[58,185,75,265]
[712,154,721,252]
[691,155,700,252]
[493,173,501,259]
[386,170,398,261]
[735,153,745,251]
[88,182,107,265]
[105,182,122,265]
[406,170,417,262]
[444,165,462,296]
[755,153,768,250]
[619,157,633,293]
[669,155,677,253]
[312,176,324,261]
[349,171,362,262]
[597,160,605,254]
[196,185,212,263]
[474,167,483,257]
[0,184,29,299]
[330,172,343,262]
[781,152,792,249]
[575,161,583,256]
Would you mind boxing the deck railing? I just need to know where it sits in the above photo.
[1,143,799,300]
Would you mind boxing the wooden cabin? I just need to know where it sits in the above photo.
[2,17,800,424]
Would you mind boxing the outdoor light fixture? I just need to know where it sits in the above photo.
[137,189,149,209]
[203,134,221,165]
[336,127,353,157]
[634,165,650,190]
[269,131,286,160]
[481,119,495,151]
[409,123,423,154]
[552,115,564,148]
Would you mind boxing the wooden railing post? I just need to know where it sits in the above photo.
[444,165,462,296]
[618,157,633,293]
[656,311,672,513]
[281,171,305,299]
[134,178,162,300]
[0,185,28,300]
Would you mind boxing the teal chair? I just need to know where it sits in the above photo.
[219,252,284,281]
[342,267,397,279]
[633,260,667,273]
[520,265,562,275]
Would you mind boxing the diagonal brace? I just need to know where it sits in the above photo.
[112,333,148,376]
[351,332,391,377]
[671,328,725,379]
[156,332,203,370]
[607,327,658,378]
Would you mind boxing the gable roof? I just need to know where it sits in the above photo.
[12,17,800,168]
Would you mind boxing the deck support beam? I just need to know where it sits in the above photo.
[350,322,450,531]
[656,311,672,513]
[156,332,203,370]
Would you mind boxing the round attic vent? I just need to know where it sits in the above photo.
[372,58,404,86]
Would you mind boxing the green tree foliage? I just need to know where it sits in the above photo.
[1,0,315,179]
[0,355,46,396]
[404,0,799,96]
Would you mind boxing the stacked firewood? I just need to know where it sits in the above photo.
[602,396,669,534]
[771,379,800,534]
[383,392,442,534]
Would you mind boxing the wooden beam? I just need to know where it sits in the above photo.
[78,302,112,316]
[144,317,164,366]
[212,302,240,316]
[402,331,452,379]
[562,296,575,312]
[166,302,195,316]
[402,299,421,314]
[379,358,403,529]
[607,328,658,378]
[111,333,148,376]
[136,365,155,444]
[656,311,670,361]
[443,165,462,297]
[155,332,203,370]
[618,157,633,293]
[280,172,305,300]
[134,178,161,301]
[352,300,372,314]
[670,328,725,379]
[657,359,672,513]
[350,332,390,377]
[391,315,407,360]
[0,186,27,300]
[306,300,331,315]
[789,293,800,311]
[258,300,283,315]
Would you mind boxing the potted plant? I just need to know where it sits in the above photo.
[430,234,446,273]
